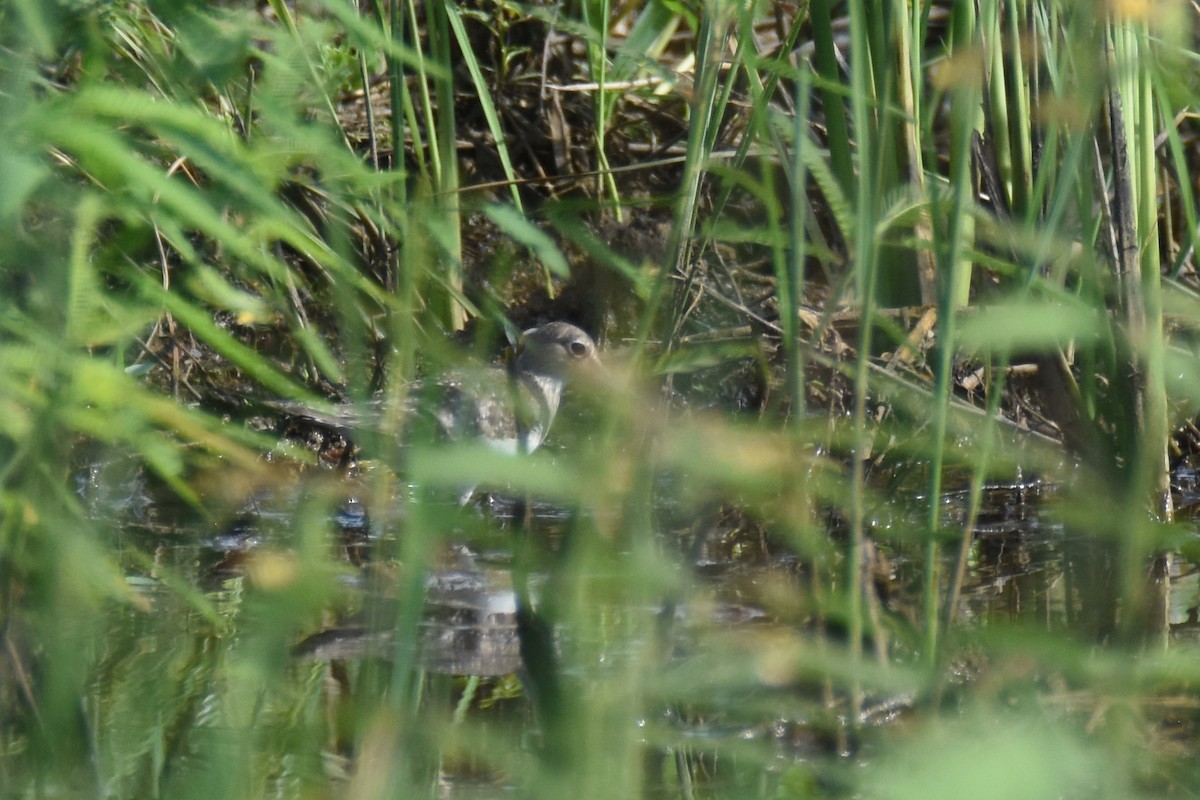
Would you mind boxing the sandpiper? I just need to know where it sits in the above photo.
[432,321,599,454]
[280,321,599,457]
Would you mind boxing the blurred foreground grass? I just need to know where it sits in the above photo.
[5,1,1200,798]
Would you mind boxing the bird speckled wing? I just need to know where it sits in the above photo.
[276,322,599,459]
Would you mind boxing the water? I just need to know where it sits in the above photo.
[51,453,1200,797]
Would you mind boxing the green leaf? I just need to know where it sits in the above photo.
[956,298,1103,354]
[484,204,570,278]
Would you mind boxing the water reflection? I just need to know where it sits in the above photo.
[91,461,1200,673]
[68,456,1200,797]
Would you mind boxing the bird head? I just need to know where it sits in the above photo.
[513,322,599,382]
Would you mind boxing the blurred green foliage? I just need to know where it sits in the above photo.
[3,1,1200,798]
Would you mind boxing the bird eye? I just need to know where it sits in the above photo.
[569,340,590,357]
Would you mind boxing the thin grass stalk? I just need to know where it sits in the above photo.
[653,0,735,342]
[376,3,421,522]
[1025,2,1056,218]
[408,6,442,181]
[370,1,412,311]
[943,0,981,310]
[740,31,791,416]
[429,0,466,330]
[1161,96,1200,278]
[922,0,979,667]
[393,0,457,326]
[865,11,903,182]
[808,0,853,196]
[863,3,916,307]
[786,73,812,421]
[377,241,440,731]
[359,50,382,173]
[895,0,937,304]
[377,319,424,714]
[995,1,1104,415]
[1108,16,1172,645]
[383,449,441,792]
[1128,24,1170,523]
[386,0,410,207]
[399,0,433,180]
[1003,0,1033,221]
[846,0,883,723]
[583,0,623,216]
[352,0,442,755]
[1025,6,1105,284]
[899,0,927,183]
[706,0,806,230]
[1033,134,1094,286]
[979,0,1011,212]
[940,354,1004,640]
[442,0,524,213]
